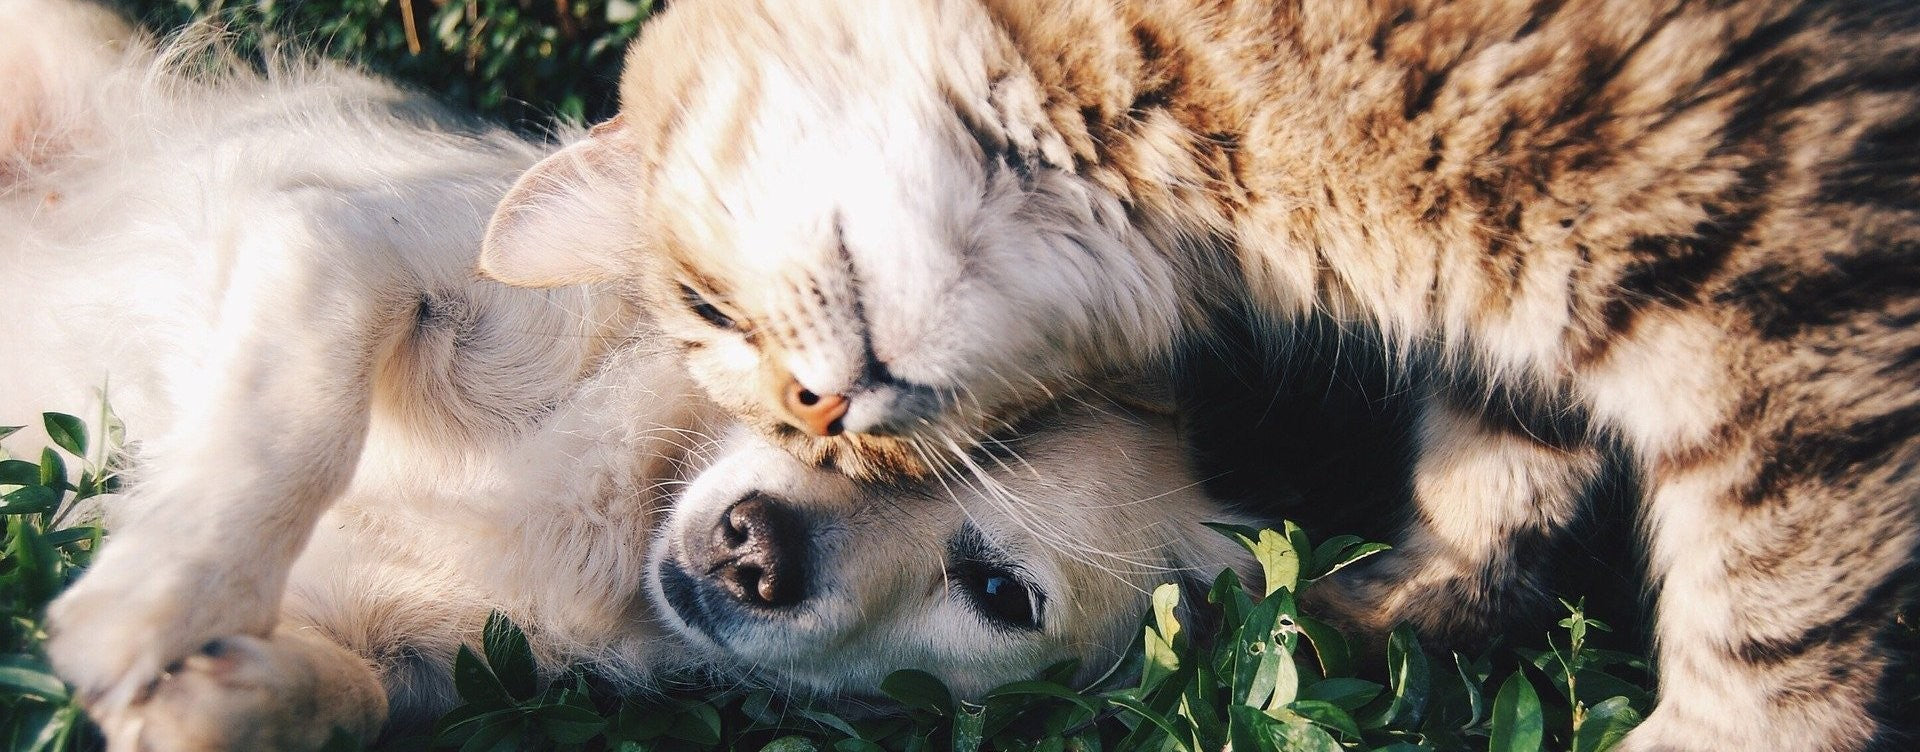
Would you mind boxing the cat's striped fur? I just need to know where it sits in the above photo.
[483,1,1920,749]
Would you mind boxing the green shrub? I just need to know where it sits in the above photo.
[2,411,1668,752]
[122,0,654,128]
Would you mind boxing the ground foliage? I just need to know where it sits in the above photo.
[3,411,1676,752]
[120,0,654,128]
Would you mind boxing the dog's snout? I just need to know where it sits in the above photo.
[780,377,848,437]
[708,493,808,608]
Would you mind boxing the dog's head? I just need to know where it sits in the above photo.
[648,397,1261,699]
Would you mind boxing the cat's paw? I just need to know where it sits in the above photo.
[42,540,282,719]
[94,633,385,752]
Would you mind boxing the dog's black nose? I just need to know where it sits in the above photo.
[707,493,808,608]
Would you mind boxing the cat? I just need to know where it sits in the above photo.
[1,3,1260,749]
[480,0,1920,749]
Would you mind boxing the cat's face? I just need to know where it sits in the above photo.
[481,0,1189,479]
[648,400,1258,699]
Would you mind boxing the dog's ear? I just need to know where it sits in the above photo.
[481,117,644,287]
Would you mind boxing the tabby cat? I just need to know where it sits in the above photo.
[482,1,1920,749]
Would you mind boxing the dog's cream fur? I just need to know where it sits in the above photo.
[0,4,1260,749]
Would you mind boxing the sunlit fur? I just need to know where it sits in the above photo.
[1,4,1259,750]
[480,1,1920,749]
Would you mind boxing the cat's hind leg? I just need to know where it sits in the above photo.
[1618,423,1917,752]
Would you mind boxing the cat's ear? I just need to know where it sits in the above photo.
[481,117,645,287]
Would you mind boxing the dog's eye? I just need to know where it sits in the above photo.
[680,284,737,330]
[948,527,1043,631]
[958,563,1041,630]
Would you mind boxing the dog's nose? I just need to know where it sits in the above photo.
[708,493,808,608]
[781,377,848,437]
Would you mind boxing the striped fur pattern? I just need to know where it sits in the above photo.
[481,1,1920,749]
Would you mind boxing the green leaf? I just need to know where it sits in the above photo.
[1142,633,1182,695]
[533,701,605,743]
[1295,614,1352,679]
[41,414,85,458]
[1207,567,1252,635]
[0,655,70,701]
[1286,699,1362,740]
[1298,677,1382,711]
[37,449,64,491]
[451,645,512,705]
[1106,695,1192,752]
[39,525,98,549]
[833,739,886,752]
[1364,625,1432,730]
[1231,591,1283,705]
[1272,716,1344,752]
[952,702,986,752]
[0,425,21,442]
[0,486,58,515]
[664,700,721,745]
[1151,582,1183,650]
[1227,705,1279,752]
[456,712,527,752]
[789,706,864,739]
[1227,706,1340,752]
[1453,651,1491,730]
[1571,696,1643,752]
[19,703,85,752]
[606,698,675,742]
[987,680,1104,715]
[481,611,537,701]
[1489,672,1544,752]
[763,736,821,752]
[1308,542,1390,583]
[0,459,38,486]
[1252,529,1300,595]
[881,669,953,716]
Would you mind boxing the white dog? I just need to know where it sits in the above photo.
[0,3,1261,749]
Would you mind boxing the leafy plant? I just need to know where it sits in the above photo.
[2,409,120,752]
[0,407,1669,752]
[352,523,1657,752]
[123,0,657,128]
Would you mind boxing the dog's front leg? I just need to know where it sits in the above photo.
[43,231,408,727]
[105,627,388,752]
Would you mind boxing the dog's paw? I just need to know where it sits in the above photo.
[94,632,386,752]
[43,540,282,717]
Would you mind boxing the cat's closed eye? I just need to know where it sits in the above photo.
[680,284,738,330]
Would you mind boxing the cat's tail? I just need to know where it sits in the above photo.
[0,0,144,183]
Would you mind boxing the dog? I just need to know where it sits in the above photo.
[0,3,1262,749]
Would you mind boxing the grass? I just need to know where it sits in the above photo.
[0,411,1670,752]
[120,0,652,128]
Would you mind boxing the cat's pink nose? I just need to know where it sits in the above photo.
[782,379,848,437]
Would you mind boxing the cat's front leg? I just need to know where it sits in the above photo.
[95,628,388,752]
[1307,392,1602,649]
